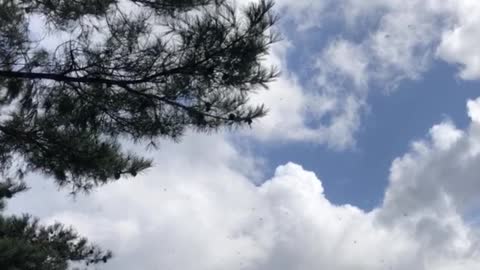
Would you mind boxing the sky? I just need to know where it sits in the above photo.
[6,0,480,269]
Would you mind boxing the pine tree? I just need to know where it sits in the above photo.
[0,0,279,192]
[0,1,279,268]
[0,181,112,269]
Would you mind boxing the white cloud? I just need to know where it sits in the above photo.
[7,98,480,270]
[246,68,363,149]
[279,0,480,82]
[245,40,364,149]
[11,2,480,268]
[381,98,480,221]
[249,0,442,148]
[317,39,369,89]
[249,0,480,148]
[437,1,480,80]
[468,98,480,123]
[25,0,480,150]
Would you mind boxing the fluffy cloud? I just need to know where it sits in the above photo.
[26,0,480,149]
[245,40,364,149]
[381,99,480,222]
[248,0,438,148]
[11,1,480,269]
[7,97,480,270]
[281,0,480,83]
[24,0,363,149]
[437,1,480,80]
[250,0,480,147]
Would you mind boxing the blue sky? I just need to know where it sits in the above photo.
[248,4,480,210]
[7,1,480,270]
[258,58,480,210]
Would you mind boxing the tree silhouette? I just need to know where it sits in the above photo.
[0,181,112,269]
[0,0,278,192]
[0,0,278,268]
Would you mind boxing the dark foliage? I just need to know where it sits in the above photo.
[0,181,112,269]
[0,0,279,192]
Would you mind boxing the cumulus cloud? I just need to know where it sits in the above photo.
[247,0,438,148]
[381,98,480,221]
[245,40,364,149]
[7,98,480,270]
[282,0,480,83]
[10,1,480,268]
[27,0,480,150]
[437,1,480,80]
[250,0,480,147]
[26,0,480,149]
